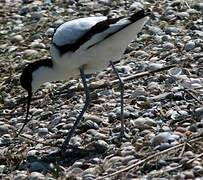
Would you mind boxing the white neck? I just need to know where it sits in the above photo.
[31,64,66,92]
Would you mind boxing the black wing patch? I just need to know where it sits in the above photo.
[53,9,150,55]
[53,17,123,55]
[87,10,149,49]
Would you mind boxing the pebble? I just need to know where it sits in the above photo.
[14,174,27,180]
[29,161,47,172]
[0,165,6,174]
[70,136,82,146]
[133,50,149,58]
[129,2,144,10]
[193,3,203,11]
[155,142,172,151]
[53,19,64,27]
[163,42,175,50]
[82,168,96,179]
[193,107,203,120]
[168,67,183,77]
[185,40,196,51]
[130,117,156,130]
[30,41,46,49]
[193,165,203,176]
[0,125,9,136]
[183,171,195,179]
[131,87,147,98]
[165,26,179,35]
[183,151,195,158]
[98,0,111,5]
[27,150,40,158]
[87,129,108,140]
[10,34,24,43]
[151,132,172,147]
[148,62,164,71]
[84,115,103,124]
[38,127,49,136]
[29,172,45,180]
[176,12,189,19]
[46,27,55,36]
[18,7,30,16]
[23,49,39,58]
[81,120,99,131]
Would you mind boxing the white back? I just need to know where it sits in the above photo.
[53,16,107,46]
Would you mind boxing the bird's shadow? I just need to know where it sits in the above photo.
[41,146,106,167]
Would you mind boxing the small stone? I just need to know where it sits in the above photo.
[87,129,108,140]
[30,41,46,49]
[80,120,99,132]
[193,165,203,176]
[130,2,144,10]
[29,161,47,172]
[40,111,52,120]
[185,41,196,51]
[98,0,111,5]
[67,167,83,178]
[23,49,38,58]
[151,132,171,147]
[29,172,45,179]
[54,19,64,27]
[188,125,198,132]
[148,62,164,71]
[27,150,40,158]
[0,165,6,174]
[0,125,9,135]
[183,170,195,179]
[165,26,179,35]
[4,98,16,108]
[155,143,172,151]
[46,27,55,36]
[94,140,109,152]
[84,115,103,124]
[163,42,175,50]
[131,87,147,98]
[193,3,203,11]
[82,168,96,179]
[38,127,49,136]
[14,173,27,180]
[10,35,23,43]
[176,12,189,19]
[109,108,130,120]
[31,12,42,21]
[131,117,156,130]
[183,151,194,157]
[19,7,30,16]
[70,136,82,146]
[194,107,203,120]
[168,67,183,77]
[122,155,135,165]
[133,50,148,58]
[175,127,187,134]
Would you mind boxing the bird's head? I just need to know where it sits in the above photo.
[18,58,53,135]
[18,64,33,135]
[20,64,33,95]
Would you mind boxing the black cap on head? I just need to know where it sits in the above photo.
[17,58,53,136]
[20,65,32,93]
[17,64,33,136]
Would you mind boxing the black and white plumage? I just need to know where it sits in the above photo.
[19,10,150,149]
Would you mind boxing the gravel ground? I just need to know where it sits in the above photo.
[0,0,203,179]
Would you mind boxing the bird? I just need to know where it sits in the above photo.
[19,9,150,150]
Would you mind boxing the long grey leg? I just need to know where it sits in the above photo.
[110,61,125,139]
[61,67,91,150]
